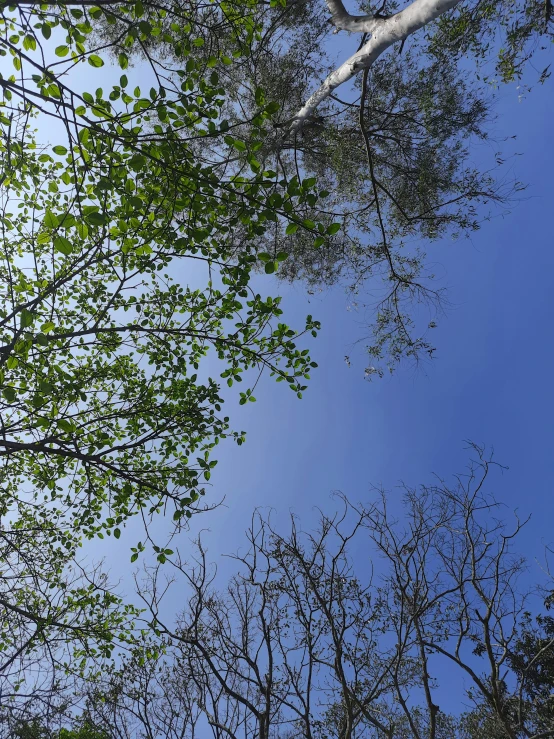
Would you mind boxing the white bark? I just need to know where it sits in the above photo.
[290,0,462,132]
[325,0,384,32]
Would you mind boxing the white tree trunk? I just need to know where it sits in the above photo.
[290,0,462,132]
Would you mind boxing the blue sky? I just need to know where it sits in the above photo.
[68,44,554,605]
[151,69,554,719]
[185,74,554,575]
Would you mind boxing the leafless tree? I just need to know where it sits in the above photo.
[83,447,554,739]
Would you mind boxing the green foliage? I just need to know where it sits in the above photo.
[88,0,552,373]
[0,0,322,711]
[431,0,553,84]
[12,718,108,739]
[57,722,108,739]
[0,115,319,544]
[451,593,554,738]
[0,0,321,543]
[12,719,50,739]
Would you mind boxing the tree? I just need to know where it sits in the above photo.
[78,447,554,739]
[90,0,552,371]
[288,0,553,128]
[0,106,319,535]
[7,716,108,739]
[0,0,325,713]
[458,592,554,739]
[0,496,136,730]
[0,8,324,545]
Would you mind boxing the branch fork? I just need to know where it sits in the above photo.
[289,0,462,133]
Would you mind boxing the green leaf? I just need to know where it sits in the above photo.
[59,213,76,229]
[128,154,146,172]
[88,54,104,68]
[23,35,37,52]
[53,236,73,256]
[118,52,129,69]
[47,84,61,99]
[52,145,67,156]
[114,528,121,539]
[286,223,298,235]
[84,211,107,226]
[327,223,341,235]
[2,388,16,403]
[264,262,276,274]
[313,236,325,248]
[20,309,34,328]
[43,211,59,229]
[57,419,75,433]
[55,46,69,57]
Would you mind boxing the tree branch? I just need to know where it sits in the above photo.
[290,0,461,132]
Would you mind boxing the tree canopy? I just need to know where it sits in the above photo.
[2,0,552,372]
[87,0,553,370]
[0,0,325,711]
